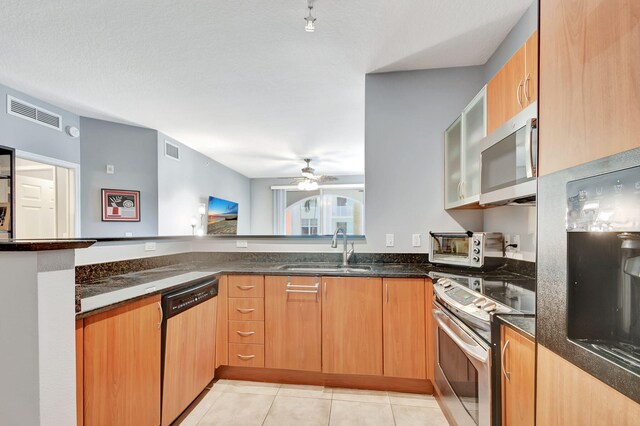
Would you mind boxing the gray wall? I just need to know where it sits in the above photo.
[0,83,81,164]
[157,133,251,235]
[250,175,364,235]
[80,118,159,237]
[364,67,485,252]
[484,1,538,82]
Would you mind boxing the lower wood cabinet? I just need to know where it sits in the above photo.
[537,345,640,425]
[383,278,426,379]
[161,297,217,426]
[425,278,435,381]
[265,275,322,371]
[500,325,534,426]
[83,295,162,426]
[228,343,265,367]
[322,276,383,376]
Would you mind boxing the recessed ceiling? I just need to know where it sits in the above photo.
[0,0,533,178]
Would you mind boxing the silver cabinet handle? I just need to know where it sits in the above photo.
[456,181,463,200]
[236,285,255,290]
[524,73,531,103]
[386,283,389,304]
[286,283,319,291]
[460,181,465,199]
[157,302,163,329]
[236,308,255,313]
[517,79,524,108]
[237,354,256,360]
[236,331,256,337]
[433,309,489,363]
[501,339,511,382]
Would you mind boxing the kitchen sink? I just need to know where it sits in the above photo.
[278,263,372,273]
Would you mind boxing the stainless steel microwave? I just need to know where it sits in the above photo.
[429,231,503,268]
[479,101,538,206]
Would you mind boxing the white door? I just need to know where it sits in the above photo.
[16,174,56,239]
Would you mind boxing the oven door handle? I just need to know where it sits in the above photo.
[433,309,489,363]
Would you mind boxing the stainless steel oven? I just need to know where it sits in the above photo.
[433,301,491,426]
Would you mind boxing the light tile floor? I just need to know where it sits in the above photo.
[174,379,449,426]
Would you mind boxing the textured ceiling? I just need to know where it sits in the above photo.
[0,0,532,178]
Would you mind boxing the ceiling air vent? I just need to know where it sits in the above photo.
[7,95,62,131]
[164,140,180,161]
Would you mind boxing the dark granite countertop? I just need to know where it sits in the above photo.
[495,314,535,340]
[0,239,96,251]
[78,259,535,317]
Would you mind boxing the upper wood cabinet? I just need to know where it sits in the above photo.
[444,86,487,209]
[322,276,383,376]
[383,278,426,379]
[487,31,538,134]
[265,275,322,372]
[83,295,162,426]
[500,325,534,426]
[539,0,640,176]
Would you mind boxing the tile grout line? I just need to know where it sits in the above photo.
[260,388,279,426]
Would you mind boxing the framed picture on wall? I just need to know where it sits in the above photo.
[207,196,238,235]
[101,189,140,222]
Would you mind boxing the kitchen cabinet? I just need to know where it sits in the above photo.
[487,31,538,134]
[265,275,322,372]
[383,278,426,379]
[539,0,640,176]
[425,278,435,381]
[227,275,265,368]
[322,276,383,375]
[228,274,264,298]
[537,345,640,425]
[162,297,217,426]
[500,325,534,426]
[75,320,83,426]
[83,295,161,426]
[215,275,228,368]
[444,86,487,209]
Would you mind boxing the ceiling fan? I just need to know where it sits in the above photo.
[290,158,337,190]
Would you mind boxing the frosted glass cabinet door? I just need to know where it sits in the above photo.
[462,87,487,201]
[444,117,462,208]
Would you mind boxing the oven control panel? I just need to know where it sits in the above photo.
[434,277,514,324]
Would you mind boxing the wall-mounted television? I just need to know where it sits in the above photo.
[207,196,238,235]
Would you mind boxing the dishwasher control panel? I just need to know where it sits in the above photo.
[162,277,218,320]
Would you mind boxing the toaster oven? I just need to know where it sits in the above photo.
[429,231,503,268]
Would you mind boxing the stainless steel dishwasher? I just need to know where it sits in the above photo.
[161,276,218,426]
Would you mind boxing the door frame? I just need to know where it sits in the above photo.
[15,150,81,238]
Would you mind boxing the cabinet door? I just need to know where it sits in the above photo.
[215,275,228,368]
[461,87,487,201]
[425,278,435,381]
[444,116,463,208]
[487,45,526,133]
[501,326,534,426]
[265,276,322,371]
[83,296,161,426]
[383,278,426,379]
[524,31,538,106]
[76,320,83,426]
[539,0,640,176]
[322,277,383,375]
[162,297,217,426]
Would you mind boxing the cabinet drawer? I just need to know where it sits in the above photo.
[228,298,264,321]
[228,275,264,298]
[228,320,265,344]
[229,343,264,368]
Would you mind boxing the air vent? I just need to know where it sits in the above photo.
[7,95,62,131]
[164,140,180,160]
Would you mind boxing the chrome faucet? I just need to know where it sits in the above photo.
[331,226,354,267]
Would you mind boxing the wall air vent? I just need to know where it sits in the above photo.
[7,95,62,131]
[164,140,180,160]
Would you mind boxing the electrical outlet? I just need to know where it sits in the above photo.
[125,232,133,237]
[504,234,511,247]
[512,235,521,252]
[145,242,156,251]
[385,234,395,247]
[412,234,421,247]
[236,241,248,248]
[106,164,115,174]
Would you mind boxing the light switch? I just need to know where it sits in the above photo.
[106,164,115,174]
[236,241,248,248]
[412,234,421,247]
[385,234,395,247]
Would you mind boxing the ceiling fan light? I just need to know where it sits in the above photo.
[298,181,307,190]
[301,171,314,179]
[304,6,316,32]
[309,181,319,190]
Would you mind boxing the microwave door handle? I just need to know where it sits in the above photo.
[525,118,538,178]
[433,309,489,363]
